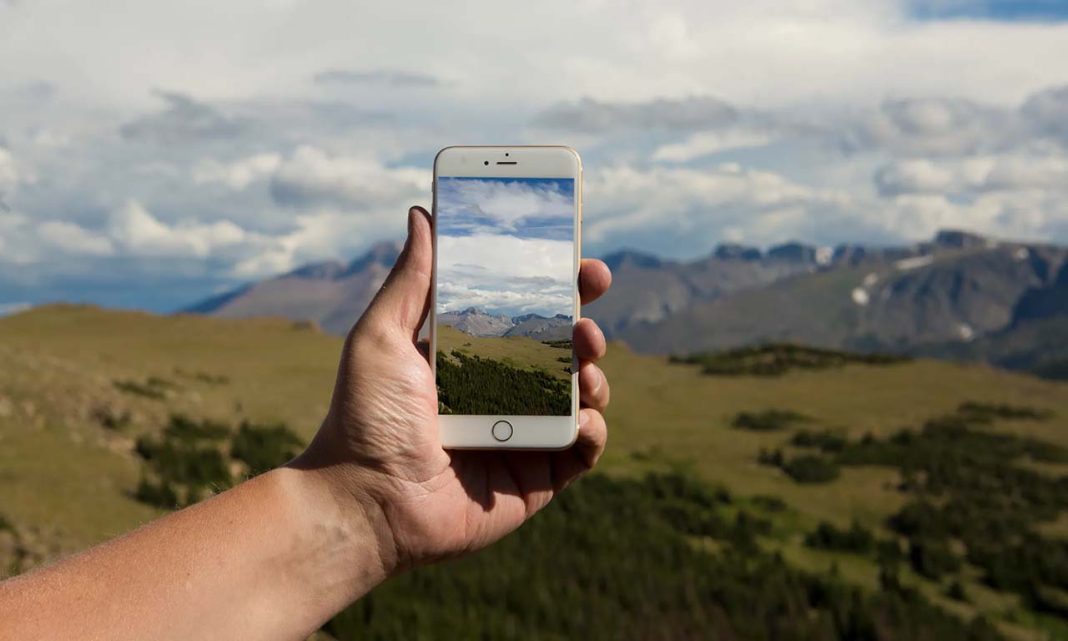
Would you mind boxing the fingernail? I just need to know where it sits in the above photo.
[579,411,590,428]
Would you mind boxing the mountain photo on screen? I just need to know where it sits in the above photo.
[435,176,575,416]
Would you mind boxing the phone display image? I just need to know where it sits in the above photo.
[434,176,576,416]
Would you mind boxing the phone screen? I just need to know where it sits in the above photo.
[435,176,575,416]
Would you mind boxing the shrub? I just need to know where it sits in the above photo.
[731,409,808,431]
[670,343,910,377]
[325,472,1003,641]
[805,521,874,554]
[782,455,840,484]
[437,350,570,415]
[945,580,968,602]
[113,379,165,400]
[230,422,304,476]
[791,429,847,452]
[957,401,1053,422]
[133,415,236,509]
[909,538,960,580]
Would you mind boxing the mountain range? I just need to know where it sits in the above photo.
[184,229,1068,378]
[437,307,573,340]
[185,242,401,335]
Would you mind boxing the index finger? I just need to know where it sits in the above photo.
[579,259,612,305]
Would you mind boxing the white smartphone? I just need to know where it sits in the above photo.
[431,146,582,449]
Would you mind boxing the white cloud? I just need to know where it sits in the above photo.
[437,234,573,317]
[438,178,573,235]
[269,146,427,209]
[843,97,1016,156]
[3,0,1068,310]
[108,200,247,258]
[652,128,779,162]
[37,220,115,256]
[584,163,861,254]
[193,152,282,190]
[875,154,1068,195]
[881,191,1068,244]
[0,147,19,194]
[534,96,739,133]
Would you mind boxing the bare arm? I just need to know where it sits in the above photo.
[0,207,612,640]
[0,467,391,641]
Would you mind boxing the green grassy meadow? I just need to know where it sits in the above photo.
[436,324,572,381]
[4,305,1068,639]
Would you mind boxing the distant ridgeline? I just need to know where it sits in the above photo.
[590,230,1068,380]
[184,229,1068,380]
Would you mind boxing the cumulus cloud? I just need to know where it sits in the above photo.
[37,220,114,256]
[1020,85,1068,142]
[5,0,1068,311]
[0,147,18,199]
[193,152,282,190]
[437,234,573,317]
[437,177,574,317]
[108,200,247,258]
[583,164,872,256]
[120,90,248,143]
[875,154,1068,196]
[313,69,440,87]
[533,96,740,133]
[843,97,1016,156]
[437,177,573,237]
[269,146,427,209]
[651,128,779,162]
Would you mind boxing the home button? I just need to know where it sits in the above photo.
[491,420,513,442]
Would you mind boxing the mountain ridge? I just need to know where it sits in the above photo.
[182,229,1068,378]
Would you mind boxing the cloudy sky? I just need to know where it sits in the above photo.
[437,177,574,318]
[2,0,1068,312]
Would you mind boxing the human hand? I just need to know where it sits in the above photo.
[293,206,612,573]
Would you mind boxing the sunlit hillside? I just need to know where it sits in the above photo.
[3,305,1068,639]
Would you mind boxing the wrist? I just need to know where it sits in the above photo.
[266,465,401,612]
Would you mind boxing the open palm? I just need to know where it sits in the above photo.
[296,207,612,569]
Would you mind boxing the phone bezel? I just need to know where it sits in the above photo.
[431,146,582,450]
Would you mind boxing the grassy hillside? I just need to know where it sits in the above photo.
[3,305,1068,639]
[436,324,572,381]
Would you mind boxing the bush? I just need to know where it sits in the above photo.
[757,448,784,467]
[782,455,840,484]
[945,580,968,602]
[670,343,910,377]
[230,422,303,476]
[957,401,1053,422]
[909,538,960,580]
[133,415,235,509]
[437,350,570,415]
[805,521,874,554]
[113,379,165,400]
[791,429,848,452]
[325,472,1002,641]
[731,409,808,431]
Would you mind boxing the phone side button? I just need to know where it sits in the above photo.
[491,420,513,442]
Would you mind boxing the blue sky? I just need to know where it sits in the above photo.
[2,0,1068,312]
[436,177,574,318]
[911,0,1068,21]
[436,177,574,240]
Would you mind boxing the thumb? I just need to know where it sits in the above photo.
[361,206,433,340]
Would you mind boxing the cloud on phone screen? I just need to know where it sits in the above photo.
[437,177,573,318]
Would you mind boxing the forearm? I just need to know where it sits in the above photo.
[0,467,394,641]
